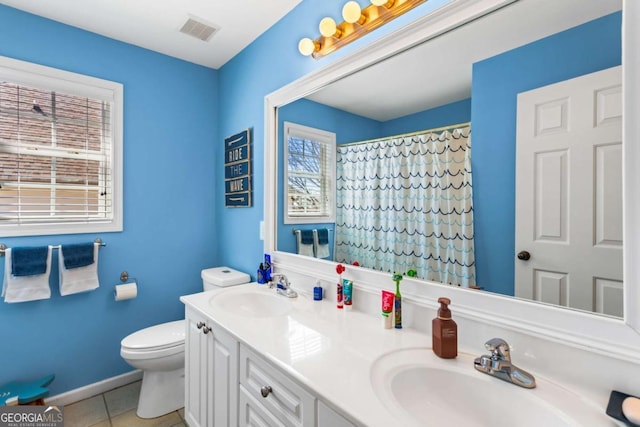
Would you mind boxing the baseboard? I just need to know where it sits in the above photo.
[45,370,143,406]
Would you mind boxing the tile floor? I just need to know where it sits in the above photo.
[62,380,186,427]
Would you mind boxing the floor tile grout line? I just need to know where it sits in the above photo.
[101,393,113,426]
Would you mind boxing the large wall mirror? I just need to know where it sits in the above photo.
[273,0,624,318]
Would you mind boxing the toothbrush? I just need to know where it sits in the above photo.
[393,272,403,328]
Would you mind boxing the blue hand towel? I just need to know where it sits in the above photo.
[61,243,95,269]
[317,228,329,245]
[300,230,314,245]
[11,246,49,277]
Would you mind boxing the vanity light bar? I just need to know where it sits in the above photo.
[299,0,426,59]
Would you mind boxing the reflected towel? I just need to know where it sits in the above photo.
[11,246,48,277]
[61,242,95,269]
[59,243,100,296]
[2,247,52,303]
[314,229,330,259]
[296,230,315,257]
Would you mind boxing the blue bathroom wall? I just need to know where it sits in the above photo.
[216,0,454,278]
[381,98,471,135]
[0,6,218,395]
[471,12,622,296]
[276,98,382,257]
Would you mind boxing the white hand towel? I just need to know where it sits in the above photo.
[314,229,330,259]
[296,230,315,257]
[59,243,100,296]
[2,247,52,303]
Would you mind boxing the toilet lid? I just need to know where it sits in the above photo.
[121,319,185,351]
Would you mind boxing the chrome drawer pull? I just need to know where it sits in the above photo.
[196,321,205,329]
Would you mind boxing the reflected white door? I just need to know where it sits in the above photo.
[515,66,623,316]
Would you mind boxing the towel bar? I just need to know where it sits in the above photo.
[0,238,106,257]
[291,228,333,235]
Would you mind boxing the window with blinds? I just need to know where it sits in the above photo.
[0,56,122,237]
[283,122,335,224]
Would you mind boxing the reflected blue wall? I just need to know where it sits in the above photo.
[472,12,622,295]
[382,98,471,135]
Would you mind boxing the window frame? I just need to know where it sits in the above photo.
[283,121,336,225]
[0,56,123,237]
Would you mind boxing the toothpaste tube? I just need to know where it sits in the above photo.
[382,290,395,329]
[343,279,353,310]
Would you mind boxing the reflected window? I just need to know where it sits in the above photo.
[283,122,335,224]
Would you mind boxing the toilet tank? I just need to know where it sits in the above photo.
[201,266,250,291]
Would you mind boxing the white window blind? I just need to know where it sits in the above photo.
[0,56,122,236]
[284,122,335,224]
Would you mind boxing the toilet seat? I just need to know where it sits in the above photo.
[121,320,185,359]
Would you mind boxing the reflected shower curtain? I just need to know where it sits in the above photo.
[335,125,475,287]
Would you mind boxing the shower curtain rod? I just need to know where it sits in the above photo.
[338,121,471,148]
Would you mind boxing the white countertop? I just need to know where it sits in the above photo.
[181,282,430,427]
[180,283,619,427]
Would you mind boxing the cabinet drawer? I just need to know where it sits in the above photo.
[239,385,286,427]
[240,344,315,427]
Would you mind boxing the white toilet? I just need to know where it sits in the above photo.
[120,267,250,418]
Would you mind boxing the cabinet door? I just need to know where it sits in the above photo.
[185,309,239,427]
[210,324,239,427]
[185,310,208,427]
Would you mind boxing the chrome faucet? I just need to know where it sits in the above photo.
[269,273,298,298]
[473,338,536,388]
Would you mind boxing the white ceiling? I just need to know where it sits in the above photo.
[0,0,302,69]
[307,0,622,121]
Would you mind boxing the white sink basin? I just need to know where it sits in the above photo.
[370,348,616,427]
[209,288,293,318]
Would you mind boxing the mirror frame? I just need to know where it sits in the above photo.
[264,0,640,361]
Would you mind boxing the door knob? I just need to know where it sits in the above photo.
[202,326,211,334]
[517,251,531,261]
[196,321,205,329]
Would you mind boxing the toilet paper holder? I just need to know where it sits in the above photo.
[120,271,129,282]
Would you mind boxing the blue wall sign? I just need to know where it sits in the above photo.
[224,129,252,207]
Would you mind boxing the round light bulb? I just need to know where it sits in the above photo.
[319,17,338,38]
[342,1,363,24]
[298,38,316,56]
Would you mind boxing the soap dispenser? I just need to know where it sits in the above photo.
[432,297,457,359]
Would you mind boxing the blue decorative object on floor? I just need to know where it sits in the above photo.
[0,374,55,405]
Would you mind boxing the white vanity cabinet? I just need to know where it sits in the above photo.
[185,307,239,427]
[182,296,357,427]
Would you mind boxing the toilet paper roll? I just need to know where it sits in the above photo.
[114,282,137,301]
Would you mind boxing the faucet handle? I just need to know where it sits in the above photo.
[484,338,511,361]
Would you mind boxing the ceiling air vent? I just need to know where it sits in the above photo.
[180,16,219,42]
